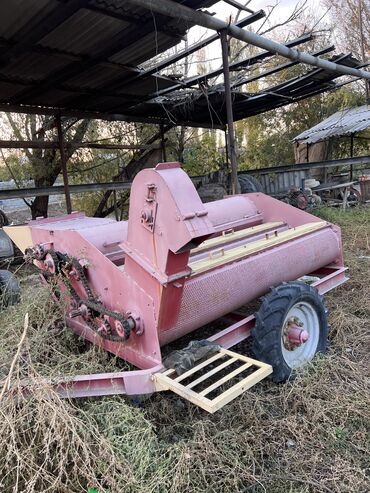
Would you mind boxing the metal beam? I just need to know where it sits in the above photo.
[127,0,370,80]
[141,11,265,77]
[228,33,313,72]
[242,53,350,104]
[220,30,238,194]
[231,45,335,89]
[1,156,368,201]
[0,181,132,200]
[61,12,266,110]
[103,33,313,117]
[159,125,167,162]
[240,155,370,175]
[222,0,254,14]
[55,115,72,214]
[144,33,313,99]
[0,104,224,129]
[0,140,160,150]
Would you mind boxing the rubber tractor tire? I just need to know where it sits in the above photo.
[252,281,328,383]
[238,174,263,193]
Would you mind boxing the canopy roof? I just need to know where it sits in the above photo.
[293,104,370,144]
[0,0,363,128]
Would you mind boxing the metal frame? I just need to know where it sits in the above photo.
[0,155,368,201]
[29,264,347,400]
[0,140,161,150]
[241,155,370,176]
[55,114,72,214]
[0,0,368,208]
[127,0,370,81]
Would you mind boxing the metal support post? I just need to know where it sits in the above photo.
[55,114,72,214]
[350,133,354,180]
[220,29,238,194]
[160,124,167,162]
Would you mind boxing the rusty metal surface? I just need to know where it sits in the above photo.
[255,169,308,195]
[293,105,370,144]
[0,1,365,127]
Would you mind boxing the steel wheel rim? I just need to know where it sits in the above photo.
[281,301,320,368]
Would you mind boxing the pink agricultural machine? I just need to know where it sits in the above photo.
[5,163,348,412]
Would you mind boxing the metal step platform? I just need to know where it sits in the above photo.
[153,348,272,413]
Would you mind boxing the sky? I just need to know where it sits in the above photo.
[175,0,327,75]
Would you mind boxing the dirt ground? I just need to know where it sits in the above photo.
[0,206,369,493]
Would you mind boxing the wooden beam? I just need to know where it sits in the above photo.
[154,348,272,413]
[189,222,328,276]
[191,222,285,254]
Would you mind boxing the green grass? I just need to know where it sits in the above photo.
[0,206,369,493]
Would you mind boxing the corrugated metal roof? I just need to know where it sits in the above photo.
[293,105,370,143]
[39,9,129,56]
[125,54,363,125]
[0,1,365,127]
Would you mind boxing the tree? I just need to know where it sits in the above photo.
[325,0,370,100]
[325,0,369,60]
[4,114,90,219]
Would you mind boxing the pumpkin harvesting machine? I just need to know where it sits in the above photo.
[5,162,348,413]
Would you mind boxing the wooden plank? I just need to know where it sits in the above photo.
[191,221,284,254]
[174,352,225,382]
[153,348,273,413]
[211,366,272,412]
[3,225,33,254]
[221,348,271,368]
[186,357,237,389]
[154,373,214,413]
[189,222,328,276]
[199,361,253,396]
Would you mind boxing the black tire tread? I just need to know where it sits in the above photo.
[238,174,263,193]
[251,281,328,383]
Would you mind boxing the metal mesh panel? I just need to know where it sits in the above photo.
[161,228,340,344]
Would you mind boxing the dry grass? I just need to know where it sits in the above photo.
[0,207,369,493]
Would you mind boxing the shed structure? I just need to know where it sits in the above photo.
[293,105,370,180]
[0,0,369,211]
[293,105,370,144]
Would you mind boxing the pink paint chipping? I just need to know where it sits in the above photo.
[7,162,347,398]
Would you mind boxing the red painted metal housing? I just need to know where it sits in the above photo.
[5,163,347,399]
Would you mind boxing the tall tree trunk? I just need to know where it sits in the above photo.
[30,176,56,219]
[5,114,90,219]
